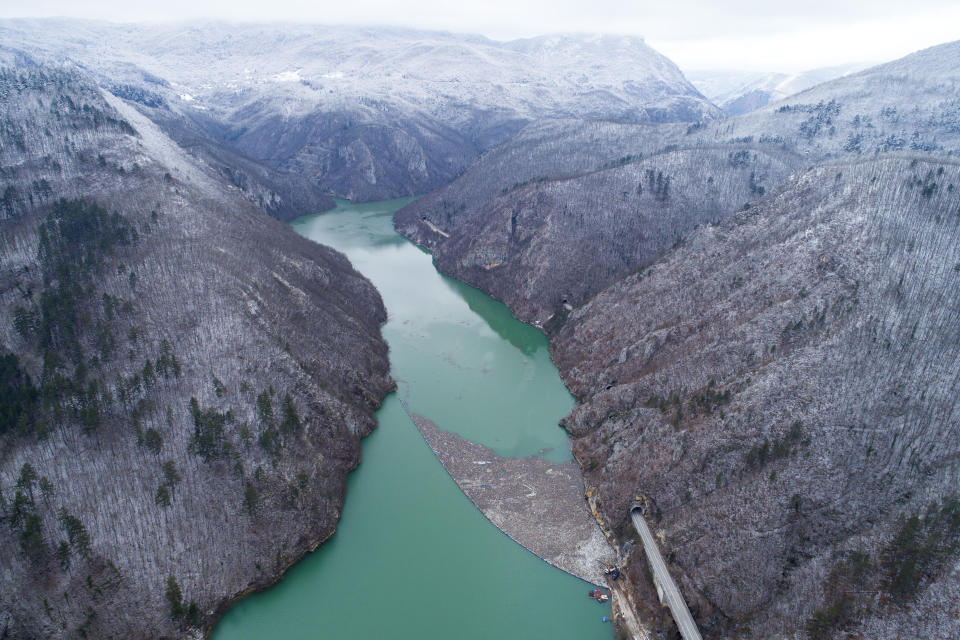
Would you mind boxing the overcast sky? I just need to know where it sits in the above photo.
[1,0,958,71]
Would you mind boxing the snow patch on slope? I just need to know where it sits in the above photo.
[271,69,302,82]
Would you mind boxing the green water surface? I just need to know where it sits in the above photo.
[211,198,612,639]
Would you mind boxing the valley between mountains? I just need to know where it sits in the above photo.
[1,19,959,640]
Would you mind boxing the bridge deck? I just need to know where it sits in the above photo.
[630,508,702,640]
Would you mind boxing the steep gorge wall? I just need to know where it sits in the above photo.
[398,142,800,323]
[554,157,960,637]
[0,67,392,639]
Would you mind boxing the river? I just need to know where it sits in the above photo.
[210,198,612,639]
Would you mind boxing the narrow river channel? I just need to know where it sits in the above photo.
[210,198,612,639]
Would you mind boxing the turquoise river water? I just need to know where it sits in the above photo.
[210,198,612,639]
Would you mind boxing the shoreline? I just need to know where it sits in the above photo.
[403,405,616,586]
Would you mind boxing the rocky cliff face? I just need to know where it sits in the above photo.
[397,136,801,323]
[554,157,960,638]
[0,20,719,206]
[0,67,392,639]
[134,106,337,222]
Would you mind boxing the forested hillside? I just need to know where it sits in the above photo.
[555,157,960,638]
[398,138,801,323]
[0,66,392,638]
[3,18,959,640]
[397,41,960,328]
[395,41,960,639]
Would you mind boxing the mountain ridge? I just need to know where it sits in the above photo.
[688,63,871,116]
[0,19,720,205]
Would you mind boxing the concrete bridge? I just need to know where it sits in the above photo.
[630,503,702,640]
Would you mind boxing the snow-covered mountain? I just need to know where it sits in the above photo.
[398,38,960,330]
[0,20,719,202]
[0,65,393,639]
[688,63,870,115]
[393,38,960,639]
[712,40,960,156]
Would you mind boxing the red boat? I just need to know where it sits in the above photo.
[588,588,611,602]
